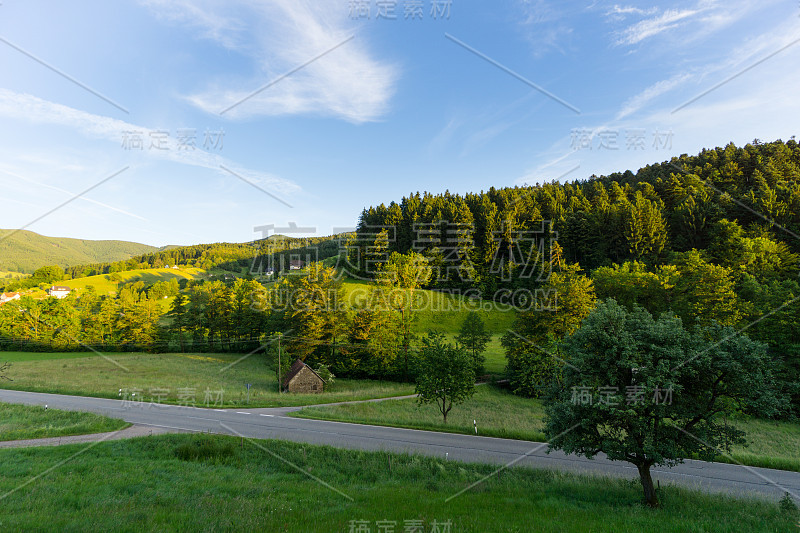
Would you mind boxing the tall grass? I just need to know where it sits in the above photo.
[0,402,129,441]
[0,434,794,532]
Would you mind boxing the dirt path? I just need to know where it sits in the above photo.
[0,425,187,449]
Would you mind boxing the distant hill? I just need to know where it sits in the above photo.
[0,229,158,274]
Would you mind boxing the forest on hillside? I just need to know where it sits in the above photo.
[0,230,157,274]
[352,139,800,409]
[1,140,798,414]
[354,139,799,283]
[0,235,345,294]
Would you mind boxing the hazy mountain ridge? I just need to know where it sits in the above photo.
[0,229,158,273]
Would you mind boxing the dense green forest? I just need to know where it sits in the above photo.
[1,139,798,414]
[0,277,266,353]
[354,139,799,284]
[0,230,157,274]
[352,139,800,409]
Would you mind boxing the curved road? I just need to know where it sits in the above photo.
[1,389,798,502]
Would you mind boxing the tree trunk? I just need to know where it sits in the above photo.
[637,463,659,507]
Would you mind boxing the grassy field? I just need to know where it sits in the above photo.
[65,266,206,295]
[0,352,102,363]
[0,270,28,280]
[437,333,506,374]
[293,384,800,472]
[0,351,413,408]
[0,434,795,532]
[340,279,517,335]
[295,384,546,441]
[340,278,515,375]
[482,335,506,374]
[725,417,800,471]
[0,402,129,441]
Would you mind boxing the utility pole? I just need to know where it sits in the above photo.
[277,332,282,394]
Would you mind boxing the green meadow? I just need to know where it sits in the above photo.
[0,351,412,408]
[0,402,129,441]
[0,433,795,532]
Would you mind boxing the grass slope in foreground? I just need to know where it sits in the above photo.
[0,402,129,441]
[0,434,795,532]
[0,352,413,408]
[293,384,800,472]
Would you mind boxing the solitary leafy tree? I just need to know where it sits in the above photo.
[545,300,782,507]
[415,332,475,423]
[455,312,490,374]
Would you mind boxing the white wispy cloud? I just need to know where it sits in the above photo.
[139,0,245,49]
[616,73,692,119]
[142,0,398,123]
[518,18,800,188]
[615,7,704,45]
[611,0,780,47]
[0,88,301,196]
[608,5,658,17]
[616,14,800,120]
[515,0,577,57]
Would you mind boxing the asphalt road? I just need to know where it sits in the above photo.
[1,388,799,503]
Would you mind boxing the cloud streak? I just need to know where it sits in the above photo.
[0,88,301,196]
[616,73,692,119]
[142,0,398,123]
[616,7,704,45]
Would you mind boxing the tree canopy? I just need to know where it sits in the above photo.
[414,332,476,423]
[545,300,783,507]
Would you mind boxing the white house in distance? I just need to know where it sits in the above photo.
[48,286,72,299]
[0,292,20,305]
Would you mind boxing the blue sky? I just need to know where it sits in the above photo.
[0,0,798,247]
